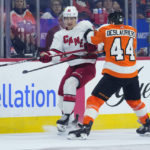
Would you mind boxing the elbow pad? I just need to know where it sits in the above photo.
[84,29,93,41]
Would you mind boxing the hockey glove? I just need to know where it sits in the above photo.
[84,43,97,52]
[39,51,52,63]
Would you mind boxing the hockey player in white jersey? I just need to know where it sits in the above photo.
[39,6,98,133]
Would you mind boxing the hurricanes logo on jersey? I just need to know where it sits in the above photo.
[63,35,84,47]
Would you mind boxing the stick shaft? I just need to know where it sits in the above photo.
[0,57,38,67]
[50,49,86,58]
[23,58,75,74]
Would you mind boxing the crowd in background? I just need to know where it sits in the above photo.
[2,0,149,58]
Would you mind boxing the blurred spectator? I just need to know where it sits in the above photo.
[137,47,148,56]
[0,7,6,57]
[128,0,146,19]
[86,0,96,10]
[137,0,146,19]
[93,0,108,26]
[45,14,64,50]
[41,0,63,19]
[40,0,63,49]
[28,0,68,17]
[26,0,37,18]
[95,0,103,9]
[103,0,114,14]
[10,0,36,58]
[63,0,71,7]
[112,1,122,12]
[73,0,93,21]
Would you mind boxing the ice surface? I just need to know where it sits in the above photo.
[0,127,150,150]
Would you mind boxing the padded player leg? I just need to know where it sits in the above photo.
[126,99,149,124]
[63,76,79,114]
[83,95,105,124]
[63,76,79,95]
[57,95,63,112]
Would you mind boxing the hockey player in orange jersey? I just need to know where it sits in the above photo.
[68,11,150,140]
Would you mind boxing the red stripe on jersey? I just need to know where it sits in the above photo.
[50,49,63,54]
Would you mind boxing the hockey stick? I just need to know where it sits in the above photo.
[0,57,38,67]
[0,49,87,68]
[43,49,87,58]
[22,57,79,74]
[0,46,41,67]
[22,49,105,74]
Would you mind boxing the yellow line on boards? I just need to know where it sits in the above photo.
[0,116,60,133]
[0,113,149,133]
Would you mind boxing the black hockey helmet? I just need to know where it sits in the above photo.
[108,11,124,25]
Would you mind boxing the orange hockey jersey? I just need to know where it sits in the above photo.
[90,24,138,78]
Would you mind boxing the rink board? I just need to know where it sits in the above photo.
[0,58,150,133]
[0,114,142,133]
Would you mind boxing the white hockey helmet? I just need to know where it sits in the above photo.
[63,6,78,18]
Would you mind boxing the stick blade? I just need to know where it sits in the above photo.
[0,64,7,67]
[22,70,28,74]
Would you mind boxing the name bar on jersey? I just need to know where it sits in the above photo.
[106,29,136,38]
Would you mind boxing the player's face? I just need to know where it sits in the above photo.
[63,17,77,30]
[15,0,24,9]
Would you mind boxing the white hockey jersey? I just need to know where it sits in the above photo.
[50,20,97,66]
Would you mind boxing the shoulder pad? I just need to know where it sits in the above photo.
[77,20,94,31]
